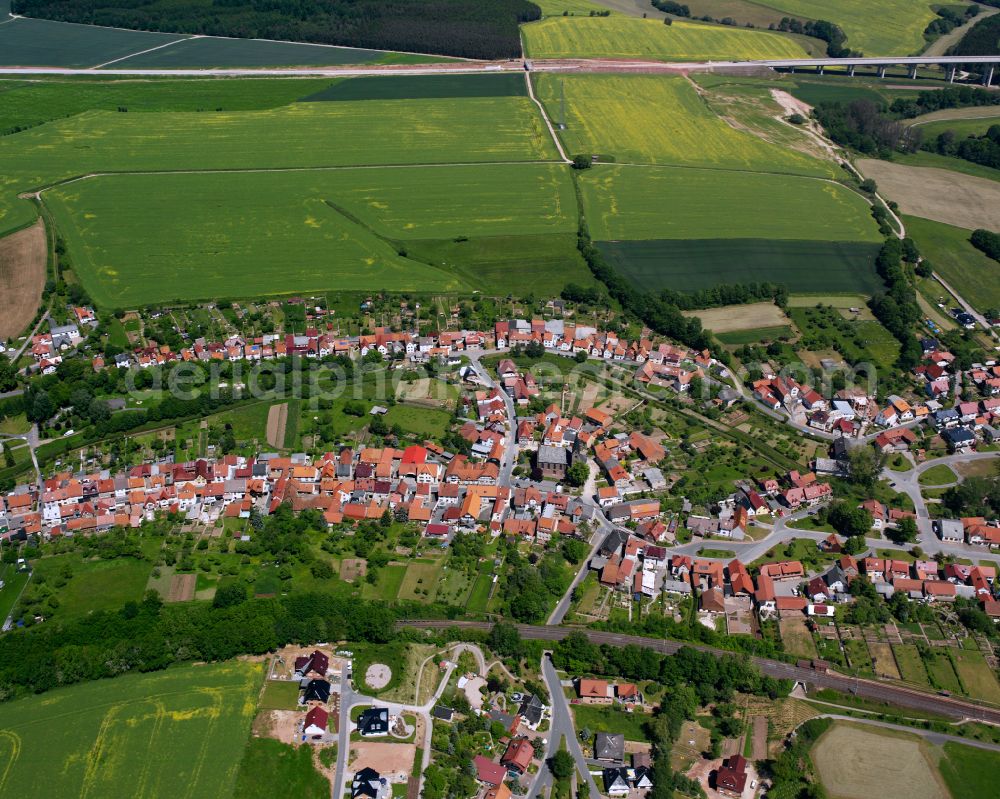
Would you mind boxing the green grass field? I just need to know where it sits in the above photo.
[579,165,881,242]
[938,742,1000,799]
[44,163,578,306]
[258,680,302,711]
[30,553,153,618]
[300,72,526,101]
[522,16,808,60]
[892,643,931,686]
[234,738,331,797]
[0,94,557,236]
[0,76,338,134]
[716,325,794,345]
[748,0,937,55]
[571,704,652,742]
[950,650,1000,704]
[0,660,262,797]
[910,113,1000,140]
[536,74,832,176]
[903,215,1000,312]
[383,404,452,439]
[893,149,1000,183]
[598,239,881,298]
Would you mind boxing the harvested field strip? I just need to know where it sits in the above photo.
[857,159,1000,232]
[868,642,902,680]
[300,73,527,101]
[266,403,288,450]
[0,219,46,340]
[167,573,196,602]
[522,16,808,60]
[683,302,789,334]
[597,239,882,295]
[536,74,832,176]
[578,165,879,241]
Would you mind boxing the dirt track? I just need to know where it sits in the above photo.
[0,220,46,341]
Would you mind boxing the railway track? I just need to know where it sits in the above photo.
[399,619,1000,724]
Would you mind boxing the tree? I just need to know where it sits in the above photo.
[887,515,918,544]
[0,359,18,393]
[549,749,575,781]
[212,581,247,609]
[827,501,873,537]
[571,154,592,170]
[847,446,884,490]
[565,460,589,487]
[488,622,522,658]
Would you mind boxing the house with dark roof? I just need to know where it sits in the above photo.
[594,732,625,762]
[518,694,545,729]
[294,649,330,679]
[431,705,454,722]
[500,737,534,774]
[603,767,631,797]
[474,755,507,786]
[716,754,748,796]
[303,706,329,739]
[301,679,331,704]
[357,707,390,737]
[352,767,388,799]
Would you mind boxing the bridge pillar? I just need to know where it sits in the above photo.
[948,65,956,83]
[877,65,886,79]
[817,65,824,75]
[848,64,855,77]
[984,65,995,87]
[908,65,918,79]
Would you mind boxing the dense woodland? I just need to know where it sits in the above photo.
[949,11,1000,56]
[12,0,540,59]
[924,125,1000,171]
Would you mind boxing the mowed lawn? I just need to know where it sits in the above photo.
[811,722,948,799]
[522,17,808,60]
[579,165,880,241]
[749,0,937,55]
[0,661,263,798]
[902,215,1000,313]
[0,96,558,237]
[44,164,578,306]
[535,74,832,176]
[30,553,154,617]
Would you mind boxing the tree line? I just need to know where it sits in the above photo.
[0,589,395,699]
[12,0,540,60]
[925,125,1000,172]
[971,228,1000,262]
[869,237,922,370]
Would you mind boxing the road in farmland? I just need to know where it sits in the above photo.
[400,620,1000,724]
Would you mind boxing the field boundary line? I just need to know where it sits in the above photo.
[27,159,564,199]
[0,730,20,794]
[91,36,195,70]
[525,71,570,163]
[13,12,475,61]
